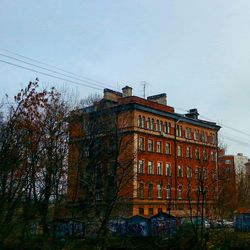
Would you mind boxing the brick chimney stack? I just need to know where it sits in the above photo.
[122,86,133,97]
[147,93,167,105]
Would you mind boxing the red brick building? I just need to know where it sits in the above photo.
[217,149,237,217]
[68,86,220,218]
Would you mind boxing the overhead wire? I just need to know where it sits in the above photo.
[174,106,250,149]
[0,59,102,91]
[0,52,112,90]
[0,48,114,89]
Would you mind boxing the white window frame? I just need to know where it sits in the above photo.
[148,161,154,174]
[157,162,163,175]
[166,163,171,176]
[138,160,145,173]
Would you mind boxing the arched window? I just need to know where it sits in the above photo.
[142,116,145,128]
[147,117,151,129]
[157,184,162,198]
[178,185,182,199]
[148,139,154,152]
[177,165,183,177]
[151,118,155,130]
[148,183,153,198]
[156,120,160,131]
[195,148,200,159]
[166,143,171,154]
[166,184,171,199]
[148,161,154,174]
[203,150,207,160]
[157,162,163,175]
[166,163,171,176]
[165,122,171,134]
[186,146,191,158]
[177,145,182,157]
[138,160,145,173]
[160,120,163,131]
[138,115,142,127]
[186,166,192,178]
[138,182,144,198]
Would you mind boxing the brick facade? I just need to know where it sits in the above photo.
[68,87,220,218]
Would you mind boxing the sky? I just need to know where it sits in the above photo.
[1,0,250,156]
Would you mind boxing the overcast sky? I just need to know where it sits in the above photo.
[1,0,250,156]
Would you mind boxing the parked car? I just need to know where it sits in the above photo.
[222,219,234,228]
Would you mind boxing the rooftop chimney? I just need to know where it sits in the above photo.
[122,86,133,97]
[103,88,122,102]
[147,93,167,105]
[185,109,199,119]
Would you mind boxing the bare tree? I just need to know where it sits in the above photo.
[0,80,69,247]
[67,101,138,249]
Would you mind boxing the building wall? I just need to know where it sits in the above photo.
[132,109,218,217]
[234,153,249,179]
[67,91,220,218]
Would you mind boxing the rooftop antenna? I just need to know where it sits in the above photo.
[141,81,148,99]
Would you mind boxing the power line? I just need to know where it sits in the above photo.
[220,134,250,148]
[0,48,115,89]
[174,106,250,138]
[0,59,102,91]
[0,52,113,90]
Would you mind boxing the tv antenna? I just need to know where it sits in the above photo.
[141,81,148,99]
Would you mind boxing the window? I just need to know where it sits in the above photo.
[186,146,191,158]
[203,168,208,179]
[148,183,153,198]
[138,115,142,127]
[165,122,171,134]
[148,161,154,174]
[149,208,154,216]
[166,185,171,199]
[95,190,102,201]
[194,130,200,141]
[166,163,171,176]
[210,133,216,144]
[177,165,183,177]
[185,127,191,139]
[151,118,155,130]
[138,183,144,198]
[158,208,163,213]
[225,159,231,164]
[203,150,208,160]
[211,151,216,161]
[139,208,144,215]
[177,145,182,157]
[187,166,192,178]
[176,125,182,137]
[201,131,207,142]
[138,160,145,173]
[157,184,162,198]
[157,162,163,175]
[141,116,145,128]
[138,137,145,150]
[166,143,171,154]
[147,117,151,129]
[156,120,160,131]
[148,139,154,152]
[156,141,162,153]
[160,121,163,132]
[178,186,182,199]
[195,148,200,160]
